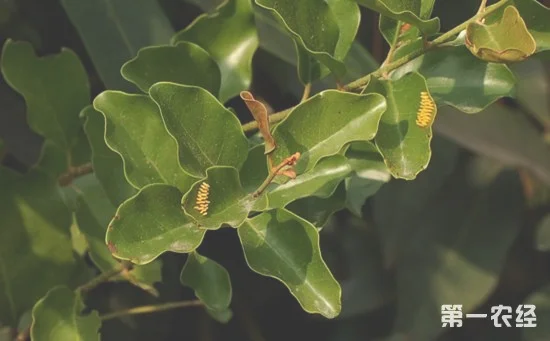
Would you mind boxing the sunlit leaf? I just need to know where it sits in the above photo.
[356,0,439,36]
[256,0,360,82]
[466,6,536,63]
[239,209,341,318]
[488,0,550,53]
[365,71,434,179]
[93,91,198,192]
[61,0,174,90]
[1,39,89,149]
[31,286,100,341]
[181,167,253,229]
[266,155,352,209]
[74,174,162,295]
[105,184,206,265]
[82,107,137,206]
[121,42,221,97]
[271,90,386,174]
[149,82,249,177]
[392,46,516,113]
[180,252,232,311]
[172,0,258,102]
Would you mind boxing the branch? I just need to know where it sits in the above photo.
[100,300,203,321]
[58,162,94,186]
[240,0,512,133]
[77,263,130,293]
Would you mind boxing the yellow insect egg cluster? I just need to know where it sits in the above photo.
[416,91,436,128]
[194,182,210,216]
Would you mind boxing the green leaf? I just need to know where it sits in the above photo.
[240,144,269,192]
[535,214,550,252]
[93,91,198,192]
[31,286,100,341]
[286,183,346,228]
[344,141,390,216]
[435,105,550,186]
[266,155,352,209]
[522,284,550,340]
[121,42,221,97]
[180,252,232,311]
[105,184,206,265]
[373,135,459,266]
[0,169,83,326]
[82,106,137,206]
[392,46,516,113]
[255,0,360,82]
[489,0,550,53]
[365,71,434,179]
[206,308,233,324]
[466,5,536,63]
[239,209,341,318]
[0,40,89,149]
[356,0,439,36]
[61,0,174,90]
[271,90,386,174]
[149,82,248,177]
[378,0,435,44]
[172,0,258,102]
[74,174,162,295]
[390,171,523,340]
[181,167,253,229]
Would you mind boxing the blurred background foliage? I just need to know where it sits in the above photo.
[1,0,550,340]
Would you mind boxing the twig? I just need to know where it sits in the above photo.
[252,152,300,198]
[58,162,94,186]
[300,83,312,102]
[240,0,511,133]
[77,265,128,293]
[477,0,488,16]
[343,0,511,91]
[100,300,203,321]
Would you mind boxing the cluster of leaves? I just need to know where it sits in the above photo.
[1,0,550,340]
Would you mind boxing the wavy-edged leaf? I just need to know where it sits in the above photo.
[181,167,253,229]
[271,90,386,175]
[82,106,137,206]
[240,144,269,192]
[365,71,434,179]
[149,82,248,177]
[1,39,89,149]
[172,0,258,102]
[344,141,391,216]
[31,286,100,341]
[466,5,536,63]
[121,42,221,97]
[286,183,346,228]
[105,184,206,265]
[93,91,198,192]
[180,252,232,311]
[61,0,174,90]
[392,46,516,113]
[238,209,341,318]
[74,174,162,295]
[356,0,439,36]
[488,0,550,53]
[266,155,352,209]
[0,168,83,326]
[379,0,435,44]
[256,0,359,82]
